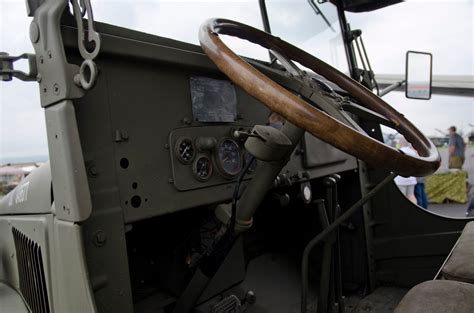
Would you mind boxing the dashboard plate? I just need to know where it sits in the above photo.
[190,76,238,123]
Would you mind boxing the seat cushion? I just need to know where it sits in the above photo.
[395,280,474,313]
[442,221,474,283]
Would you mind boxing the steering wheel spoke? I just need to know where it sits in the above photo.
[341,101,397,129]
[269,49,302,77]
[308,92,367,134]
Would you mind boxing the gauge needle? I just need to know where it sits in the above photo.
[181,145,190,157]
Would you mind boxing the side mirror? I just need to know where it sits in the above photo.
[405,51,433,100]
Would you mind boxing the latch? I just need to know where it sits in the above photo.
[70,0,101,90]
[0,52,38,82]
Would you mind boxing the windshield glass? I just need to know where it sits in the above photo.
[94,0,267,60]
[93,0,348,71]
[266,0,349,73]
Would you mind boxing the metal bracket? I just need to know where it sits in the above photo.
[29,0,84,107]
[0,53,38,82]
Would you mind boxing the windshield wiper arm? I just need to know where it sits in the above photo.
[308,0,335,32]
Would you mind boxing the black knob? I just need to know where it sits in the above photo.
[245,290,256,305]
[195,137,216,151]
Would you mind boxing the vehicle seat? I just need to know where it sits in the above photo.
[441,221,474,283]
[394,280,474,313]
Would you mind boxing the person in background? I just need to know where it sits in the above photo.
[466,196,474,217]
[448,126,466,169]
[415,176,428,209]
[394,138,418,204]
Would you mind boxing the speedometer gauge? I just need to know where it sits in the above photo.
[215,139,242,178]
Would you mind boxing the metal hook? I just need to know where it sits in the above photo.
[70,0,101,60]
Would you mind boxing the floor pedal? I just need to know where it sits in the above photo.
[211,295,242,313]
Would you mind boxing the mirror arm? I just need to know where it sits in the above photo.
[379,79,406,97]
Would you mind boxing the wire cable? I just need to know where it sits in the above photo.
[230,155,256,232]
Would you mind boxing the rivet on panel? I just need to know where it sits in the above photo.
[182,117,192,125]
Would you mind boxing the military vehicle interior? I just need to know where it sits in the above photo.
[59,6,465,312]
[67,17,362,312]
[1,1,473,313]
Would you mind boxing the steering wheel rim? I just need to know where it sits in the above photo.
[199,18,440,177]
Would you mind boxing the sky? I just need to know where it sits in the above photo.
[347,0,473,138]
[0,0,473,163]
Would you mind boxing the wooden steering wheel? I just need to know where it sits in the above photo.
[199,18,440,177]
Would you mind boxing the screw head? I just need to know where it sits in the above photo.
[53,83,60,95]
[73,74,82,86]
[121,130,129,140]
[182,117,192,125]
[93,230,107,246]
[88,166,98,177]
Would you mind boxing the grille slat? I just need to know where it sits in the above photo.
[30,242,41,312]
[13,230,26,297]
[12,227,50,313]
[25,236,35,309]
[36,246,48,313]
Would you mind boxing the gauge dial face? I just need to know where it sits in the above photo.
[243,151,257,173]
[176,137,195,164]
[193,155,212,181]
[215,139,242,178]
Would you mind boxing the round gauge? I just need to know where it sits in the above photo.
[175,137,195,164]
[215,139,242,178]
[242,151,258,173]
[193,155,212,181]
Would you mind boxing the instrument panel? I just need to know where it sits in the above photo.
[169,126,256,191]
